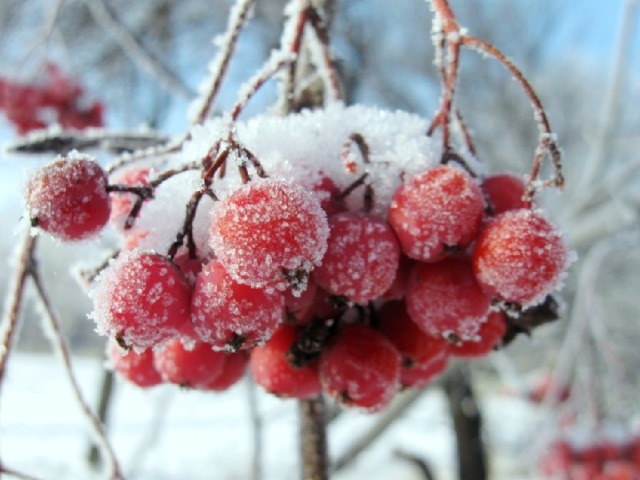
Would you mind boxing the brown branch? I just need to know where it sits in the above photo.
[0,463,45,480]
[300,395,329,480]
[306,6,343,103]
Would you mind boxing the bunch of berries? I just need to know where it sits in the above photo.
[24,105,570,409]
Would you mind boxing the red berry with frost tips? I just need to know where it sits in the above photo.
[284,277,318,324]
[400,349,449,389]
[482,173,528,215]
[250,324,321,399]
[472,209,569,307]
[191,259,285,352]
[91,250,192,351]
[109,166,150,230]
[26,152,111,241]
[209,178,329,291]
[153,338,227,388]
[312,212,400,304]
[388,165,485,262]
[201,351,249,392]
[319,323,401,412]
[449,310,507,358]
[312,174,344,217]
[405,257,491,342]
[107,341,162,388]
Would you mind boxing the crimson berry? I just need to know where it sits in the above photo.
[90,250,192,351]
[319,323,401,412]
[209,178,329,291]
[201,352,249,392]
[153,338,227,388]
[380,255,413,301]
[472,209,569,306]
[388,165,485,262]
[312,212,400,303]
[191,259,285,351]
[449,310,507,358]
[26,152,111,241]
[107,341,162,388]
[109,166,150,230]
[250,324,321,399]
[312,174,344,216]
[405,257,491,342]
[284,277,318,324]
[481,173,528,215]
[400,351,449,389]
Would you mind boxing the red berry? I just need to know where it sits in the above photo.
[284,277,318,324]
[481,173,528,215]
[153,338,227,388]
[388,165,484,262]
[312,212,400,303]
[201,352,249,392]
[26,152,111,241]
[472,209,569,306]
[191,259,285,351]
[405,257,491,342]
[209,178,329,291]
[91,250,192,351]
[400,351,449,389]
[319,323,401,412]
[250,324,321,399]
[107,341,162,388]
[312,174,344,216]
[109,166,150,230]
[449,310,507,358]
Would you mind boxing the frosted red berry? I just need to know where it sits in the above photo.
[107,341,162,388]
[250,324,321,399]
[312,212,400,303]
[153,338,227,388]
[109,166,150,230]
[319,323,401,412]
[481,173,528,215]
[209,178,329,291]
[449,310,507,358]
[405,257,491,342]
[26,152,111,241]
[400,350,449,389]
[191,259,285,351]
[388,165,485,262]
[472,209,569,306]
[90,250,192,351]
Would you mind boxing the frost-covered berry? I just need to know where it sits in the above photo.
[472,209,569,306]
[312,212,400,304]
[109,166,150,230]
[481,173,528,215]
[319,323,401,412]
[25,152,110,241]
[191,259,285,351]
[405,257,491,342]
[107,341,162,388]
[449,310,507,358]
[153,338,227,388]
[201,351,249,392]
[90,250,192,351]
[388,165,485,262]
[400,350,449,389]
[209,178,329,291]
[250,324,321,399]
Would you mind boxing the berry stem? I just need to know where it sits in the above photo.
[299,396,329,480]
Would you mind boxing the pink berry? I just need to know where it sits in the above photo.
[319,323,401,412]
[201,352,249,392]
[109,166,150,230]
[388,165,485,261]
[26,152,110,241]
[153,338,227,388]
[405,257,491,342]
[481,173,528,215]
[209,178,329,290]
[191,259,285,351]
[250,324,321,399]
[107,341,162,388]
[90,250,192,351]
[472,209,569,306]
[312,212,400,303]
[449,310,507,358]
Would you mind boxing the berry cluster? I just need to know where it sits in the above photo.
[541,428,640,480]
[23,105,570,410]
[0,63,103,134]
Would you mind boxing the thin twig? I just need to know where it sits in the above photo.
[300,395,329,480]
[0,463,45,480]
[30,266,124,480]
[85,0,192,98]
[246,374,263,480]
